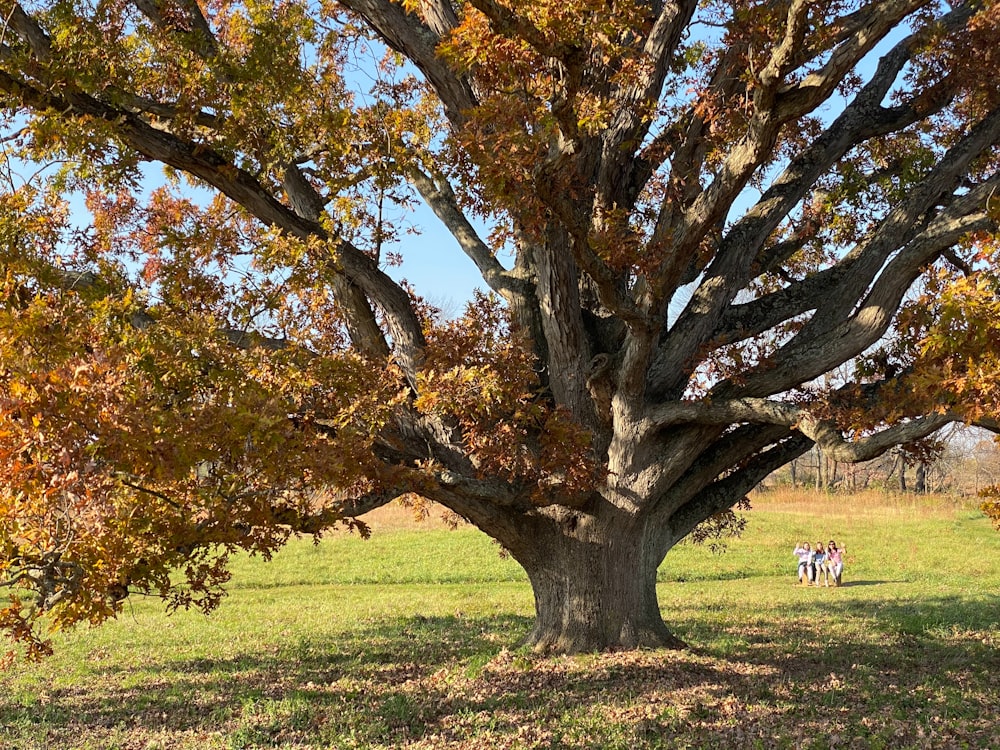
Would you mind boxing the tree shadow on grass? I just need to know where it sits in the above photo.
[836,579,907,587]
[0,613,533,748]
[3,599,999,749]
[675,595,1000,745]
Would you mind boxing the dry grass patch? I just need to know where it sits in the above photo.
[750,488,979,519]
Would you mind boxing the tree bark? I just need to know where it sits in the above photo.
[507,513,686,653]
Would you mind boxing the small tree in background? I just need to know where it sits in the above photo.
[1,0,1000,660]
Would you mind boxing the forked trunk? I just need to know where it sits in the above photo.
[511,516,686,653]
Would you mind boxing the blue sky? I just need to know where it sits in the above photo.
[383,202,489,314]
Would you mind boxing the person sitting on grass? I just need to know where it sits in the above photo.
[811,541,826,586]
[793,541,812,585]
[825,540,844,586]
[815,541,833,587]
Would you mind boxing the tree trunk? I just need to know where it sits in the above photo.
[915,462,927,494]
[510,515,686,653]
[815,446,825,490]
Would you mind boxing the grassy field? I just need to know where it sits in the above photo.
[2,490,999,749]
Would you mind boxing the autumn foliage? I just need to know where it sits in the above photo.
[1,0,999,658]
[0,189,592,661]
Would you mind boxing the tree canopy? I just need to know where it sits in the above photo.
[1,0,999,660]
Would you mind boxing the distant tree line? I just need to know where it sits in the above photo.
[768,426,1000,496]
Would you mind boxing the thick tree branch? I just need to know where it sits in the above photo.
[281,163,391,359]
[435,470,531,509]
[973,417,1000,435]
[645,47,749,303]
[647,422,792,525]
[5,4,51,59]
[271,489,398,531]
[773,0,930,119]
[128,0,389,363]
[807,131,1000,331]
[795,0,925,69]
[647,15,968,397]
[715,177,998,354]
[756,0,811,101]
[724,150,1000,398]
[533,225,598,423]
[338,0,477,128]
[406,164,523,299]
[9,1,387,362]
[415,0,459,38]
[130,0,220,58]
[596,0,699,210]
[646,396,958,463]
[666,434,812,542]
[467,0,580,60]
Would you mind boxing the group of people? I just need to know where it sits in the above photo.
[793,540,845,587]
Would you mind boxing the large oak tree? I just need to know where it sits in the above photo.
[1,0,999,660]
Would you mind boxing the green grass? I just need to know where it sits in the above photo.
[3,495,1000,749]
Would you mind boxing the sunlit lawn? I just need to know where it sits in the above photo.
[3,491,999,749]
